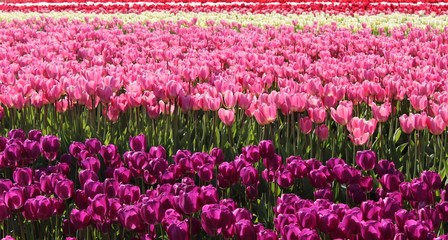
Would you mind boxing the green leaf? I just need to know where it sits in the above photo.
[393,128,402,144]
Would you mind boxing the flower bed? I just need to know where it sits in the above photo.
[0,129,447,239]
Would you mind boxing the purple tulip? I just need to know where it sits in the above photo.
[340,208,362,235]
[22,140,41,161]
[359,176,374,192]
[84,138,101,154]
[55,179,74,200]
[418,207,441,231]
[259,140,275,158]
[99,144,118,163]
[210,147,224,165]
[298,207,318,229]
[235,219,256,240]
[375,160,395,177]
[78,169,99,187]
[277,169,294,188]
[69,142,86,159]
[12,167,33,187]
[421,170,442,190]
[410,179,430,203]
[129,134,147,152]
[380,197,401,220]
[113,167,131,184]
[4,186,24,211]
[74,189,89,209]
[40,135,60,161]
[80,157,101,172]
[284,223,301,240]
[200,185,218,205]
[243,145,260,163]
[198,164,214,182]
[233,208,252,222]
[28,130,42,141]
[395,209,416,231]
[309,169,328,188]
[118,184,140,205]
[404,219,430,240]
[118,205,143,231]
[8,129,26,141]
[24,184,41,199]
[262,169,275,183]
[240,166,258,186]
[318,209,339,233]
[177,190,201,215]
[70,209,91,229]
[140,197,163,224]
[217,162,237,189]
[201,204,235,237]
[83,179,104,199]
[360,220,381,239]
[380,173,401,192]
[167,220,190,240]
[355,150,377,171]
[257,229,278,240]
[314,188,333,201]
[0,137,7,152]
[87,194,108,221]
[103,178,119,198]
[4,142,23,163]
[263,154,282,171]
[436,202,448,221]
[246,183,259,201]
[361,200,381,221]
[287,159,308,179]
[149,145,166,159]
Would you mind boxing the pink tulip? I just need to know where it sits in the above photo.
[371,102,391,123]
[409,95,427,112]
[254,103,277,125]
[218,108,235,126]
[315,124,329,141]
[308,107,326,124]
[427,116,446,135]
[299,116,313,135]
[330,101,353,126]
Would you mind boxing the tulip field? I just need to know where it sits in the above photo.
[2,0,448,240]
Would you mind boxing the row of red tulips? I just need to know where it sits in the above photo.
[0,128,448,239]
[0,2,447,14]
